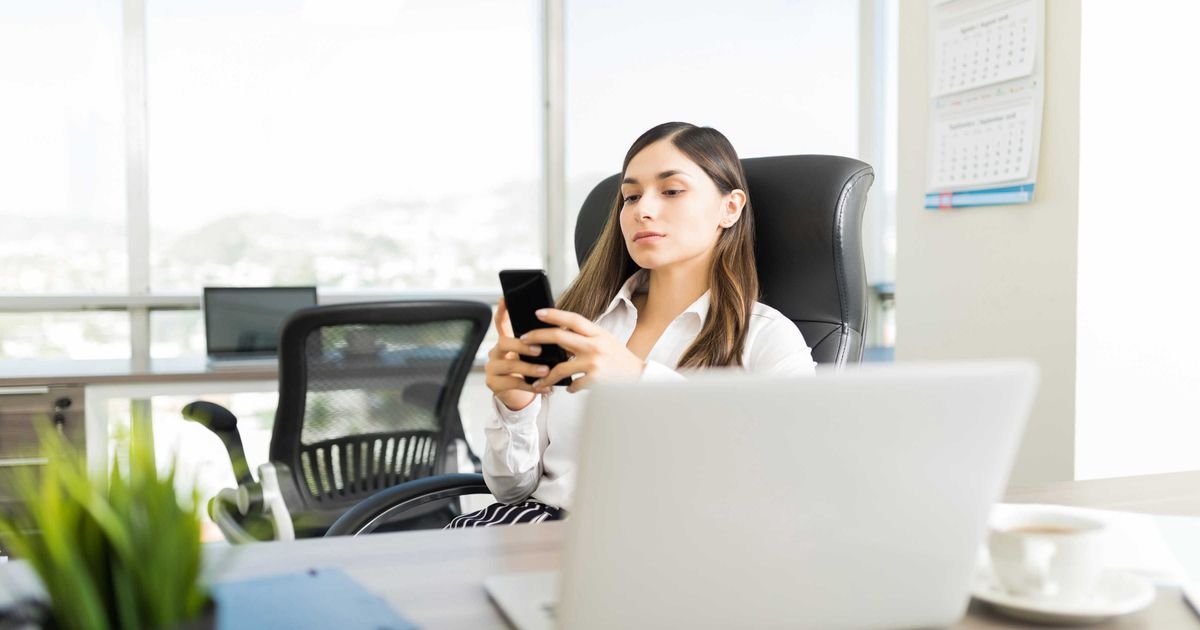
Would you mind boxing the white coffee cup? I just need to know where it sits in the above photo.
[987,507,1107,603]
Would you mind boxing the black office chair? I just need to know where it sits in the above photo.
[184,300,491,542]
[326,155,874,536]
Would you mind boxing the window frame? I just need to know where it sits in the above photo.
[0,0,895,363]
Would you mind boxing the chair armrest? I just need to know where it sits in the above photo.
[182,400,254,486]
[325,473,490,537]
[210,488,261,544]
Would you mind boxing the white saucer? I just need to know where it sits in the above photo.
[971,568,1156,625]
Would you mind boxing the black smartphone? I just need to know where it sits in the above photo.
[498,269,572,386]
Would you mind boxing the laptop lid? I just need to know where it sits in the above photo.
[203,286,317,360]
[555,361,1038,629]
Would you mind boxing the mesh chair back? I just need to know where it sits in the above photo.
[269,301,491,534]
[575,155,874,365]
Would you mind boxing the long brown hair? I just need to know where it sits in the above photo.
[557,122,758,368]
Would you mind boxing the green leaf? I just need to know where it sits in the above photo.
[0,419,210,630]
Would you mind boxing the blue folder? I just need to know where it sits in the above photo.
[210,567,418,629]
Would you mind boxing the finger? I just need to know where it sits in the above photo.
[494,298,515,338]
[488,358,552,379]
[493,336,543,358]
[488,342,510,361]
[519,327,587,353]
[534,308,604,336]
[564,373,593,394]
[531,358,584,391]
[489,335,542,360]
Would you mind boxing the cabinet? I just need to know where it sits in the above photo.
[0,385,86,545]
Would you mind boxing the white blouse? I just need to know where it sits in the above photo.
[482,270,816,509]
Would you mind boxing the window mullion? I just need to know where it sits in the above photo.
[860,0,892,288]
[542,0,567,292]
[123,0,151,369]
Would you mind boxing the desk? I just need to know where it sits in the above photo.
[0,358,276,478]
[0,356,492,474]
[186,470,1200,629]
[1,472,1197,627]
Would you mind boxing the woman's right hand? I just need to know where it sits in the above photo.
[485,298,550,411]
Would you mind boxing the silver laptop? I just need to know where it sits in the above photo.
[203,286,317,367]
[484,360,1039,629]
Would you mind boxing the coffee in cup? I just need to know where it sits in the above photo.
[987,508,1106,603]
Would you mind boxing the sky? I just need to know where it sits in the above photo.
[1,0,859,232]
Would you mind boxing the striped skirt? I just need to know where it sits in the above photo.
[445,500,566,528]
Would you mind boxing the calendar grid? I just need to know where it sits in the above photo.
[933,1,1036,98]
[931,105,1034,190]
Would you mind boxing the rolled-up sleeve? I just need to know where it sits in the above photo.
[481,395,545,504]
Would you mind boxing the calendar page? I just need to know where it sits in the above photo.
[930,103,1034,190]
[933,1,1036,98]
[926,0,1044,209]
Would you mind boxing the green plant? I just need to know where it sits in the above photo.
[0,418,210,630]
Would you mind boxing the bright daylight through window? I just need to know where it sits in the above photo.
[0,2,127,359]
[146,0,543,293]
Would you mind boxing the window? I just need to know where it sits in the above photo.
[0,3,127,360]
[1,1,897,362]
[0,3,126,296]
[0,313,129,360]
[150,309,204,359]
[146,0,543,293]
[1075,0,1200,479]
[564,0,860,274]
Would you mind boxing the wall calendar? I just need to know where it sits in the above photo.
[926,0,1044,209]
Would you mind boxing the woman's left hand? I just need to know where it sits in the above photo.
[519,308,645,393]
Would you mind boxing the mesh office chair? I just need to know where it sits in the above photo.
[184,300,491,542]
[325,155,874,536]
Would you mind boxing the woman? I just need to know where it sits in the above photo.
[448,122,815,527]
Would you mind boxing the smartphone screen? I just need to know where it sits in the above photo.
[498,270,572,386]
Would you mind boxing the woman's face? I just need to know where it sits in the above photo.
[619,140,743,273]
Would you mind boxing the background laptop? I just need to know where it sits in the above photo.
[203,286,317,367]
[485,360,1039,630]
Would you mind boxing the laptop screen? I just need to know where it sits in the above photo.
[203,287,317,358]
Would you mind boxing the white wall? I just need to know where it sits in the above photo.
[1075,2,1200,480]
[895,1,1082,485]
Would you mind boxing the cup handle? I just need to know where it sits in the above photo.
[1023,539,1059,597]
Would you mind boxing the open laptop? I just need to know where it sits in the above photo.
[203,286,317,368]
[484,360,1039,629]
